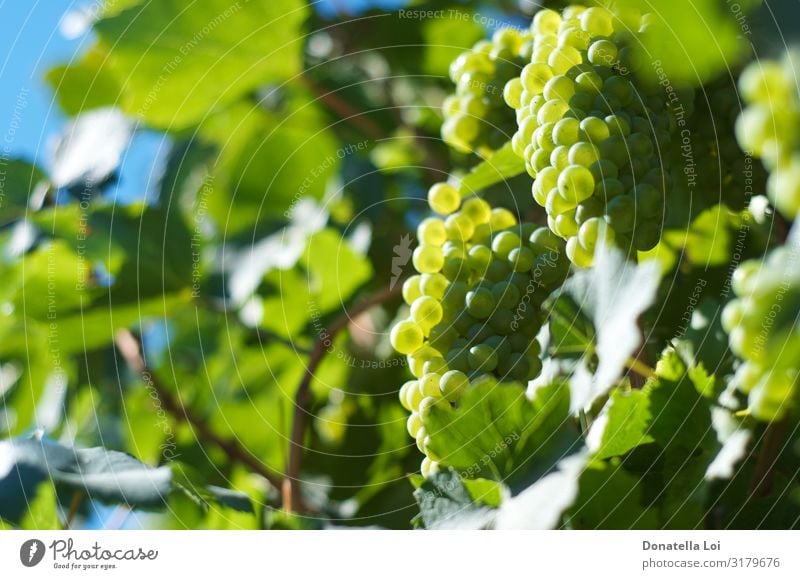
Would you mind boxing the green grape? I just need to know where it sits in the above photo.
[399,380,417,411]
[415,425,428,452]
[490,208,518,229]
[578,216,615,252]
[566,236,594,267]
[420,272,448,299]
[417,217,447,246]
[492,231,523,259]
[445,212,475,241]
[468,344,499,372]
[723,248,800,420]
[439,370,470,401]
[413,244,444,274]
[423,356,449,375]
[419,372,443,398]
[461,197,492,225]
[407,345,439,378]
[558,164,595,204]
[392,212,566,407]
[428,182,461,215]
[553,117,581,146]
[402,275,422,305]
[533,9,561,36]
[522,62,555,93]
[391,320,424,355]
[404,380,424,411]
[420,456,439,478]
[411,296,444,333]
[504,77,524,109]
[507,5,679,265]
[466,287,496,319]
[605,195,636,233]
[544,75,576,102]
[407,412,423,437]
[443,29,531,154]
[568,142,600,166]
[468,244,493,272]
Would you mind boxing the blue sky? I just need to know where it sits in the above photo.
[0,1,167,204]
[0,0,79,163]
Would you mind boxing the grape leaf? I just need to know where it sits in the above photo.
[547,245,661,414]
[588,388,654,460]
[458,142,525,196]
[413,470,495,530]
[0,159,46,224]
[45,46,121,116]
[198,98,340,233]
[567,460,659,529]
[494,449,588,529]
[425,381,580,486]
[94,0,308,129]
[0,437,252,525]
[0,437,171,523]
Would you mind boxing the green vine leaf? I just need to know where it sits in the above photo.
[425,380,579,486]
[546,245,661,414]
[457,142,525,196]
[94,0,308,129]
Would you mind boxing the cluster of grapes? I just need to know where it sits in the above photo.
[504,6,678,266]
[391,182,570,476]
[736,51,800,218]
[442,28,532,154]
[688,78,767,211]
[722,246,800,420]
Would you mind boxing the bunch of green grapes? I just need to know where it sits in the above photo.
[689,77,767,211]
[504,5,680,266]
[736,50,800,218]
[391,182,570,476]
[721,246,800,420]
[442,28,532,154]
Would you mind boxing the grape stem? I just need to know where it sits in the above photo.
[625,357,656,380]
[298,74,385,140]
[114,329,284,490]
[283,284,403,513]
[748,418,789,500]
[63,490,83,530]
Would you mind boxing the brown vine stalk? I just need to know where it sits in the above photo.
[114,329,284,489]
[282,285,402,512]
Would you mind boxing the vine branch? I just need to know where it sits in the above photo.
[748,418,788,499]
[282,284,403,512]
[299,74,385,140]
[114,329,283,489]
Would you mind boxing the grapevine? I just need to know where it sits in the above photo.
[443,28,532,155]
[393,182,569,476]
[736,50,800,218]
[506,6,682,266]
[722,246,800,420]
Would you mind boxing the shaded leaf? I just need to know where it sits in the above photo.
[495,450,588,529]
[413,470,494,529]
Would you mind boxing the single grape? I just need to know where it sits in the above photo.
[428,183,461,215]
[391,320,424,355]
